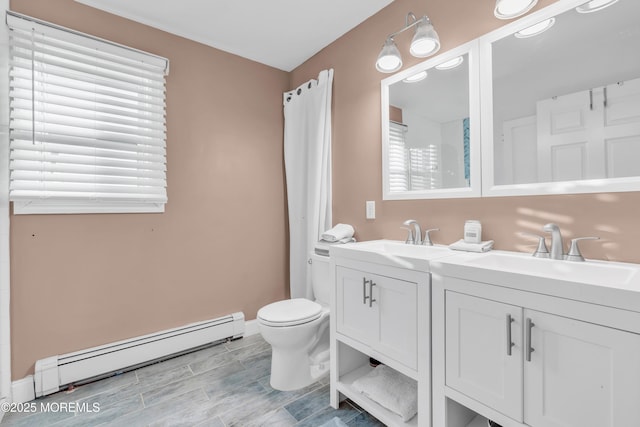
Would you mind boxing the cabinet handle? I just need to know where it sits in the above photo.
[589,89,593,110]
[362,278,371,305]
[368,281,376,308]
[603,86,608,108]
[526,318,535,362]
[506,314,515,356]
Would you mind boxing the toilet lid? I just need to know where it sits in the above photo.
[258,298,322,327]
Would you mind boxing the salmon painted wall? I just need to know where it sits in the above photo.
[9,0,640,380]
[291,0,640,265]
[9,0,290,378]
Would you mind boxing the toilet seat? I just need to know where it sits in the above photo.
[258,298,323,327]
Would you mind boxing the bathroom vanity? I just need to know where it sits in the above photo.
[329,240,640,427]
[329,240,454,427]
[431,251,640,427]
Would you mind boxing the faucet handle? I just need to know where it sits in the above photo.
[566,237,600,262]
[520,232,550,258]
[422,228,440,246]
[401,226,414,244]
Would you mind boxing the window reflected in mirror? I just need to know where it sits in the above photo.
[387,53,470,192]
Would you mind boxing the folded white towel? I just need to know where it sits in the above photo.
[321,223,355,242]
[449,239,494,252]
[351,365,417,422]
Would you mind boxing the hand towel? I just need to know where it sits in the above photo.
[449,239,494,252]
[351,365,418,422]
[321,224,355,243]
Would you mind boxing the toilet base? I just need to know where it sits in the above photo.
[269,346,316,391]
[267,326,330,391]
[258,306,331,391]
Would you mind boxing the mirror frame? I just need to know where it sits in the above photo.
[480,0,640,197]
[381,40,481,200]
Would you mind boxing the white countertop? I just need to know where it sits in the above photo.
[327,239,640,313]
[430,250,640,313]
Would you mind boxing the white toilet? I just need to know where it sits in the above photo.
[257,251,331,391]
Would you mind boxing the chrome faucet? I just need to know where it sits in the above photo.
[566,237,600,262]
[542,223,564,260]
[423,228,439,246]
[520,232,549,258]
[403,220,422,245]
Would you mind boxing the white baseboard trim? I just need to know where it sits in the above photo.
[244,319,259,336]
[12,375,35,403]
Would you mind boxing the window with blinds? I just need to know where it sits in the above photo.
[388,121,409,192]
[389,121,443,192]
[7,12,169,214]
[409,145,440,190]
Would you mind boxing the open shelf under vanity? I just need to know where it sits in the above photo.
[466,414,489,427]
[336,362,418,427]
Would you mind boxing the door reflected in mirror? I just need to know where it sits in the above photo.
[492,0,640,187]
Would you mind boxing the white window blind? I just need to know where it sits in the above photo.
[409,146,440,190]
[7,12,169,214]
[388,121,409,192]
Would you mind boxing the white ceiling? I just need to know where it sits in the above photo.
[74,0,394,72]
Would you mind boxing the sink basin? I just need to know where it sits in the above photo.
[349,239,450,257]
[464,251,639,287]
[330,239,453,271]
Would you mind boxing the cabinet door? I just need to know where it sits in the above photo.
[524,310,640,427]
[375,273,417,369]
[336,267,377,346]
[336,266,418,369]
[445,292,523,421]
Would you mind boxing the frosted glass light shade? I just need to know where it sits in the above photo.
[376,38,403,73]
[576,0,619,13]
[435,56,464,70]
[410,20,440,57]
[494,0,538,19]
[403,70,427,83]
[515,17,555,38]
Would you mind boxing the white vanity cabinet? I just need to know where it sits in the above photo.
[433,273,640,427]
[336,266,417,370]
[445,292,522,420]
[329,253,434,427]
[523,309,640,427]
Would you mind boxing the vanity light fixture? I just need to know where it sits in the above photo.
[403,70,428,83]
[576,0,619,13]
[435,56,464,70]
[375,12,440,73]
[494,0,538,19]
[515,17,555,38]
[376,38,403,73]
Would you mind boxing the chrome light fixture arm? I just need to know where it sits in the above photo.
[375,11,440,73]
[386,13,426,40]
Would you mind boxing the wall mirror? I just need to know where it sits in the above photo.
[381,41,481,200]
[482,0,640,196]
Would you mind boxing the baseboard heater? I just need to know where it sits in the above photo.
[34,312,245,397]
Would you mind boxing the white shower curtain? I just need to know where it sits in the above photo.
[283,69,333,299]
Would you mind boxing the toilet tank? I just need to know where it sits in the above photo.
[310,252,331,305]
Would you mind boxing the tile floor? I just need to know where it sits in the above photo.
[1,334,385,427]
